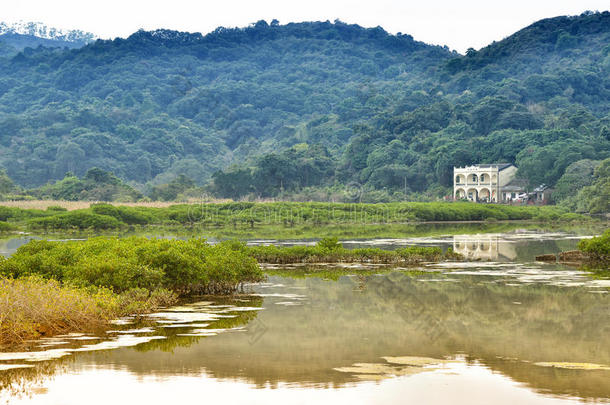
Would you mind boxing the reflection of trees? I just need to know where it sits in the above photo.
[364,273,610,399]
[0,295,263,395]
[133,296,263,353]
[2,271,608,400]
[70,272,610,400]
[0,357,73,396]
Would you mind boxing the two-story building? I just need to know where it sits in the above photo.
[454,164,520,202]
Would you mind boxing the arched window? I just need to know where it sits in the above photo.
[471,174,478,183]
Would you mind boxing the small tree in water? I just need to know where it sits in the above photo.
[316,237,342,251]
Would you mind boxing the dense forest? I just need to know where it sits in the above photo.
[0,12,609,211]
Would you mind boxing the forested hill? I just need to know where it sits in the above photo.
[0,13,609,204]
[0,20,453,188]
[443,11,610,112]
[331,11,610,200]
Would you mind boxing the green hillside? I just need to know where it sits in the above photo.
[0,13,608,208]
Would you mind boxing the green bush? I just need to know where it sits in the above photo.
[0,221,14,232]
[316,237,342,251]
[559,212,588,222]
[245,239,450,264]
[0,237,264,295]
[46,206,68,212]
[28,211,122,230]
[0,201,579,232]
[578,229,610,259]
[91,204,153,225]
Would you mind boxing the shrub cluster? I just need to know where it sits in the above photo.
[28,211,122,230]
[245,237,457,264]
[0,221,14,232]
[578,229,610,261]
[0,201,576,231]
[0,237,265,295]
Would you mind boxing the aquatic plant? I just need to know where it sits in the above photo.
[0,276,176,347]
[28,211,122,230]
[0,201,582,232]
[578,228,610,262]
[245,239,454,264]
[0,237,265,295]
[0,221,14,232]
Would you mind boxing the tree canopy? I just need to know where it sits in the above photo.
[0,13,608,210]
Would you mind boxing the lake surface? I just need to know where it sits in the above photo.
[1,229,609,404]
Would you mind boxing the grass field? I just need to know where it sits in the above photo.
[0,200,188,211]
[0,201,590,231]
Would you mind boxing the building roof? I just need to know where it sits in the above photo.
[501,178,528,192]
[476,163,513,171]
[454,163,514,171]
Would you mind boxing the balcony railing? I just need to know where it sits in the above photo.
[456,181,497,186]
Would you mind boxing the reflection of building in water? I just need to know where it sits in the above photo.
[453,235,517,261]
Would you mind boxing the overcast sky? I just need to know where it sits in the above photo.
[2,0,608,53]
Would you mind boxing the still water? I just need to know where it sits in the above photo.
[0,230,608,404]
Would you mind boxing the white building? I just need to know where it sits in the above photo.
[453,164,519,202]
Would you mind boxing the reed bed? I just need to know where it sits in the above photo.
[0,276,177,347]
[0,201,582,232]
[245,238,460,265]
[0,276,119,346]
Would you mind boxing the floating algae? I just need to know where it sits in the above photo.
[534,362,610,371]
[333,356,449,380]
[274,301,303,306]
[354,374,390,381]
[382,356,453,366]
[160,323,211,328]
[333,362,433,377]
[150,312,231,324]
[176,327,246,337]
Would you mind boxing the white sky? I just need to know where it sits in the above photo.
[1,0,608,53]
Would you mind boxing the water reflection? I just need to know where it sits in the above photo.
[0,236,35,257]
[2,266,608,403]
[453,234,508,260]
[340,231,588,263]
[1,231,609,404]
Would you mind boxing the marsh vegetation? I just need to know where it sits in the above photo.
[0,201,588,232]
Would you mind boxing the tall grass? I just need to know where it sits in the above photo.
[0,276,175,347]
[0,201,583,231]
